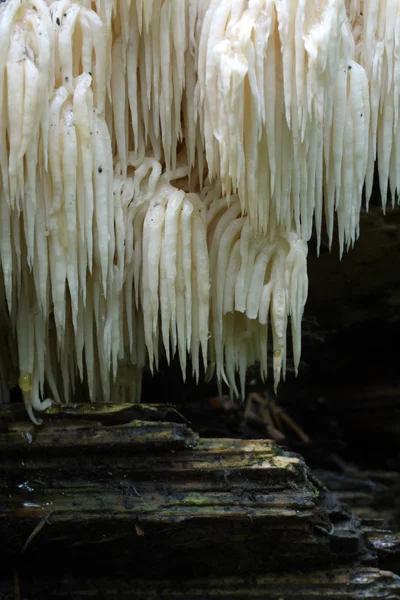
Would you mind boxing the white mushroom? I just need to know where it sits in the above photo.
[0,0,397,419]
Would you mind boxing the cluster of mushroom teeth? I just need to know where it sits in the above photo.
[0,0,398,422]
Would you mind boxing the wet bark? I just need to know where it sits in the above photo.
[0,404,399,598]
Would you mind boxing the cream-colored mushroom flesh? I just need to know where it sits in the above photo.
[0,0,396,421]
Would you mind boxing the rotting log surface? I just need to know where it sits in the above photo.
[0,404,399,598]
[1,568,400,599]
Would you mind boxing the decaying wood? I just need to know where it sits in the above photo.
[1,568,400,599]
[313,465,400,575]
[0,403,399,598]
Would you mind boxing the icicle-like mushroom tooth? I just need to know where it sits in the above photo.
[164,187,185,356]
[180,197,194,354]
[206,190,308,399]
[0,0,394,423]
[188,192,210,374]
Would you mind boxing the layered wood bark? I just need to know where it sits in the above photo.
[2,568,400,599]
[0,404,399,598]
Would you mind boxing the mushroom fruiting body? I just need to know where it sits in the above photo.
[0,0,397,421]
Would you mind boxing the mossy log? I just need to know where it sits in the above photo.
[0,403,399,598]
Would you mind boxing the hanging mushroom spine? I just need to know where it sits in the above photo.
[0,0,396,422]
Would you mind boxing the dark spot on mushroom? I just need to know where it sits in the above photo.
[360,113,363,117]
[56,17,60,25]
[88,71,92,76]
[98,166,103,173]
[348,64,352,70]
[65,76,69,82]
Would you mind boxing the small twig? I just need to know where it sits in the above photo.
[13,569,21,600]
[247,392,311,443]
[274,410,311,444]
[246,393,285,441]
[21,511,53,554]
